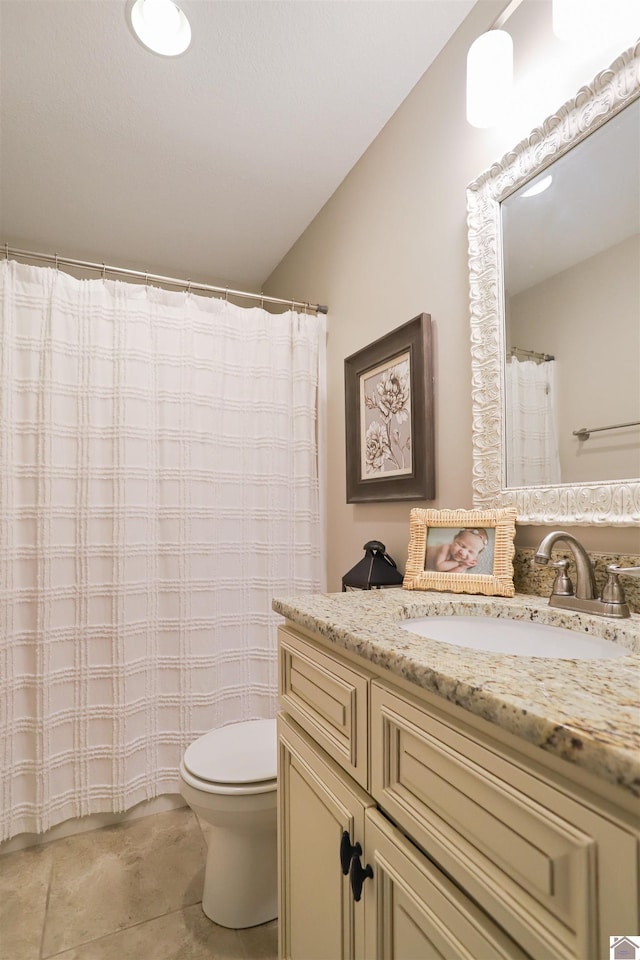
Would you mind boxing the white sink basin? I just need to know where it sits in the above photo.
[400,616,627,659]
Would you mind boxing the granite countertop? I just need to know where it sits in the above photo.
[272,589,640,799]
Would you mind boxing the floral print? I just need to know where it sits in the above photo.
[375,367,410,423]
[365,420,391,471]
[364,359,411,474]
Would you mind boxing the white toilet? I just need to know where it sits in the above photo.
[179,718,278,929]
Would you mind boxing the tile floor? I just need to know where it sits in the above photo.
[0,807,278,960]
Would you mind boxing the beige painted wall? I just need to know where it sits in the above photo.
[509,234,640,484]
[265,0,640,591]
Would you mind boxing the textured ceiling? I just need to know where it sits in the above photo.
[0,0,474,292]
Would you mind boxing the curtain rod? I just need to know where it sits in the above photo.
[510,346,555,362]
[2,244,328,315]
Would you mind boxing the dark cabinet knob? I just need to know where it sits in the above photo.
[340,830,362,875]
[349,854,373,901]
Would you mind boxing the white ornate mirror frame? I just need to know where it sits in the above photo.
[467,42,640,526]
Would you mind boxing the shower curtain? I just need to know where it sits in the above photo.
[0,259,326,841]
[505,357,561,487]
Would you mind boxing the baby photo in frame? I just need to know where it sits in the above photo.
[403,507,517,597]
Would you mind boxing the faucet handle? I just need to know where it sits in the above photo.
[606,564,640,577]
[548,558,574,597]
[530,557,575,596]
[530,556,571,570]
[600,564,637,613]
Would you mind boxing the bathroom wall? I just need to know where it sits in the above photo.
[264,0,640,590]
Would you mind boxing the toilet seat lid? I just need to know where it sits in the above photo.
[183,718,277,784]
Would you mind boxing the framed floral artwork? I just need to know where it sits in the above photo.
[344,314,435,502]
[403,507,517,597]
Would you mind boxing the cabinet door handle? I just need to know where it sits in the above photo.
[349,854,373,901]
[339,830,362,875]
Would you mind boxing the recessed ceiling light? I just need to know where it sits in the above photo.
[131,0,191,57]
[520,175,553,198]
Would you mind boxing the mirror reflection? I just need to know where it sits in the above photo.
[501,98,640,489]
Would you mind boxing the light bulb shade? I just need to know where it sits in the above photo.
[466,29,513,129]
[131,0,191,56]
[553,0,640,49]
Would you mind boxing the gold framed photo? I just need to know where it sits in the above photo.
[403,507,517,597]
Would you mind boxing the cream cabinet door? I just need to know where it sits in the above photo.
[363,808,527,960]
[370,679,639,959]
[278,713,374,960]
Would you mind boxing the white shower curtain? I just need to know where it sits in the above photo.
[505,357,561,487]
[0,259,326,841]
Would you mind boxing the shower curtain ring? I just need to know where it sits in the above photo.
[4,242,8,261]
[54,254,59,272]
[102,263,106,280]
[186,279,192,295]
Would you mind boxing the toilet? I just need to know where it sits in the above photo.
[179,718,278,929]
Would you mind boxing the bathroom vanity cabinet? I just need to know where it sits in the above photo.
[276,618,640,960]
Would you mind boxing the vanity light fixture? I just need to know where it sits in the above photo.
[552,0,640,51]
[130,0,191,57]
[466,0,639,130]
[466,28,513,129]
[520,174,553,198]
[465,0,522,128]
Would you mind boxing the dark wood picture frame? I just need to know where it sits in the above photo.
[344,313,435,503]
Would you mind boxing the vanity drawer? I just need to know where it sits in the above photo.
[371,680,637,960]
[278,626,370,788]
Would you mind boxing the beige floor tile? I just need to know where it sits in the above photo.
[238,918,278,960]
[42,808,206,957]
[52,903,246,960]
[0,843,54,960]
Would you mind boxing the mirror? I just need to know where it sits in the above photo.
[502,99,639,489]
[467,44,640,525]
